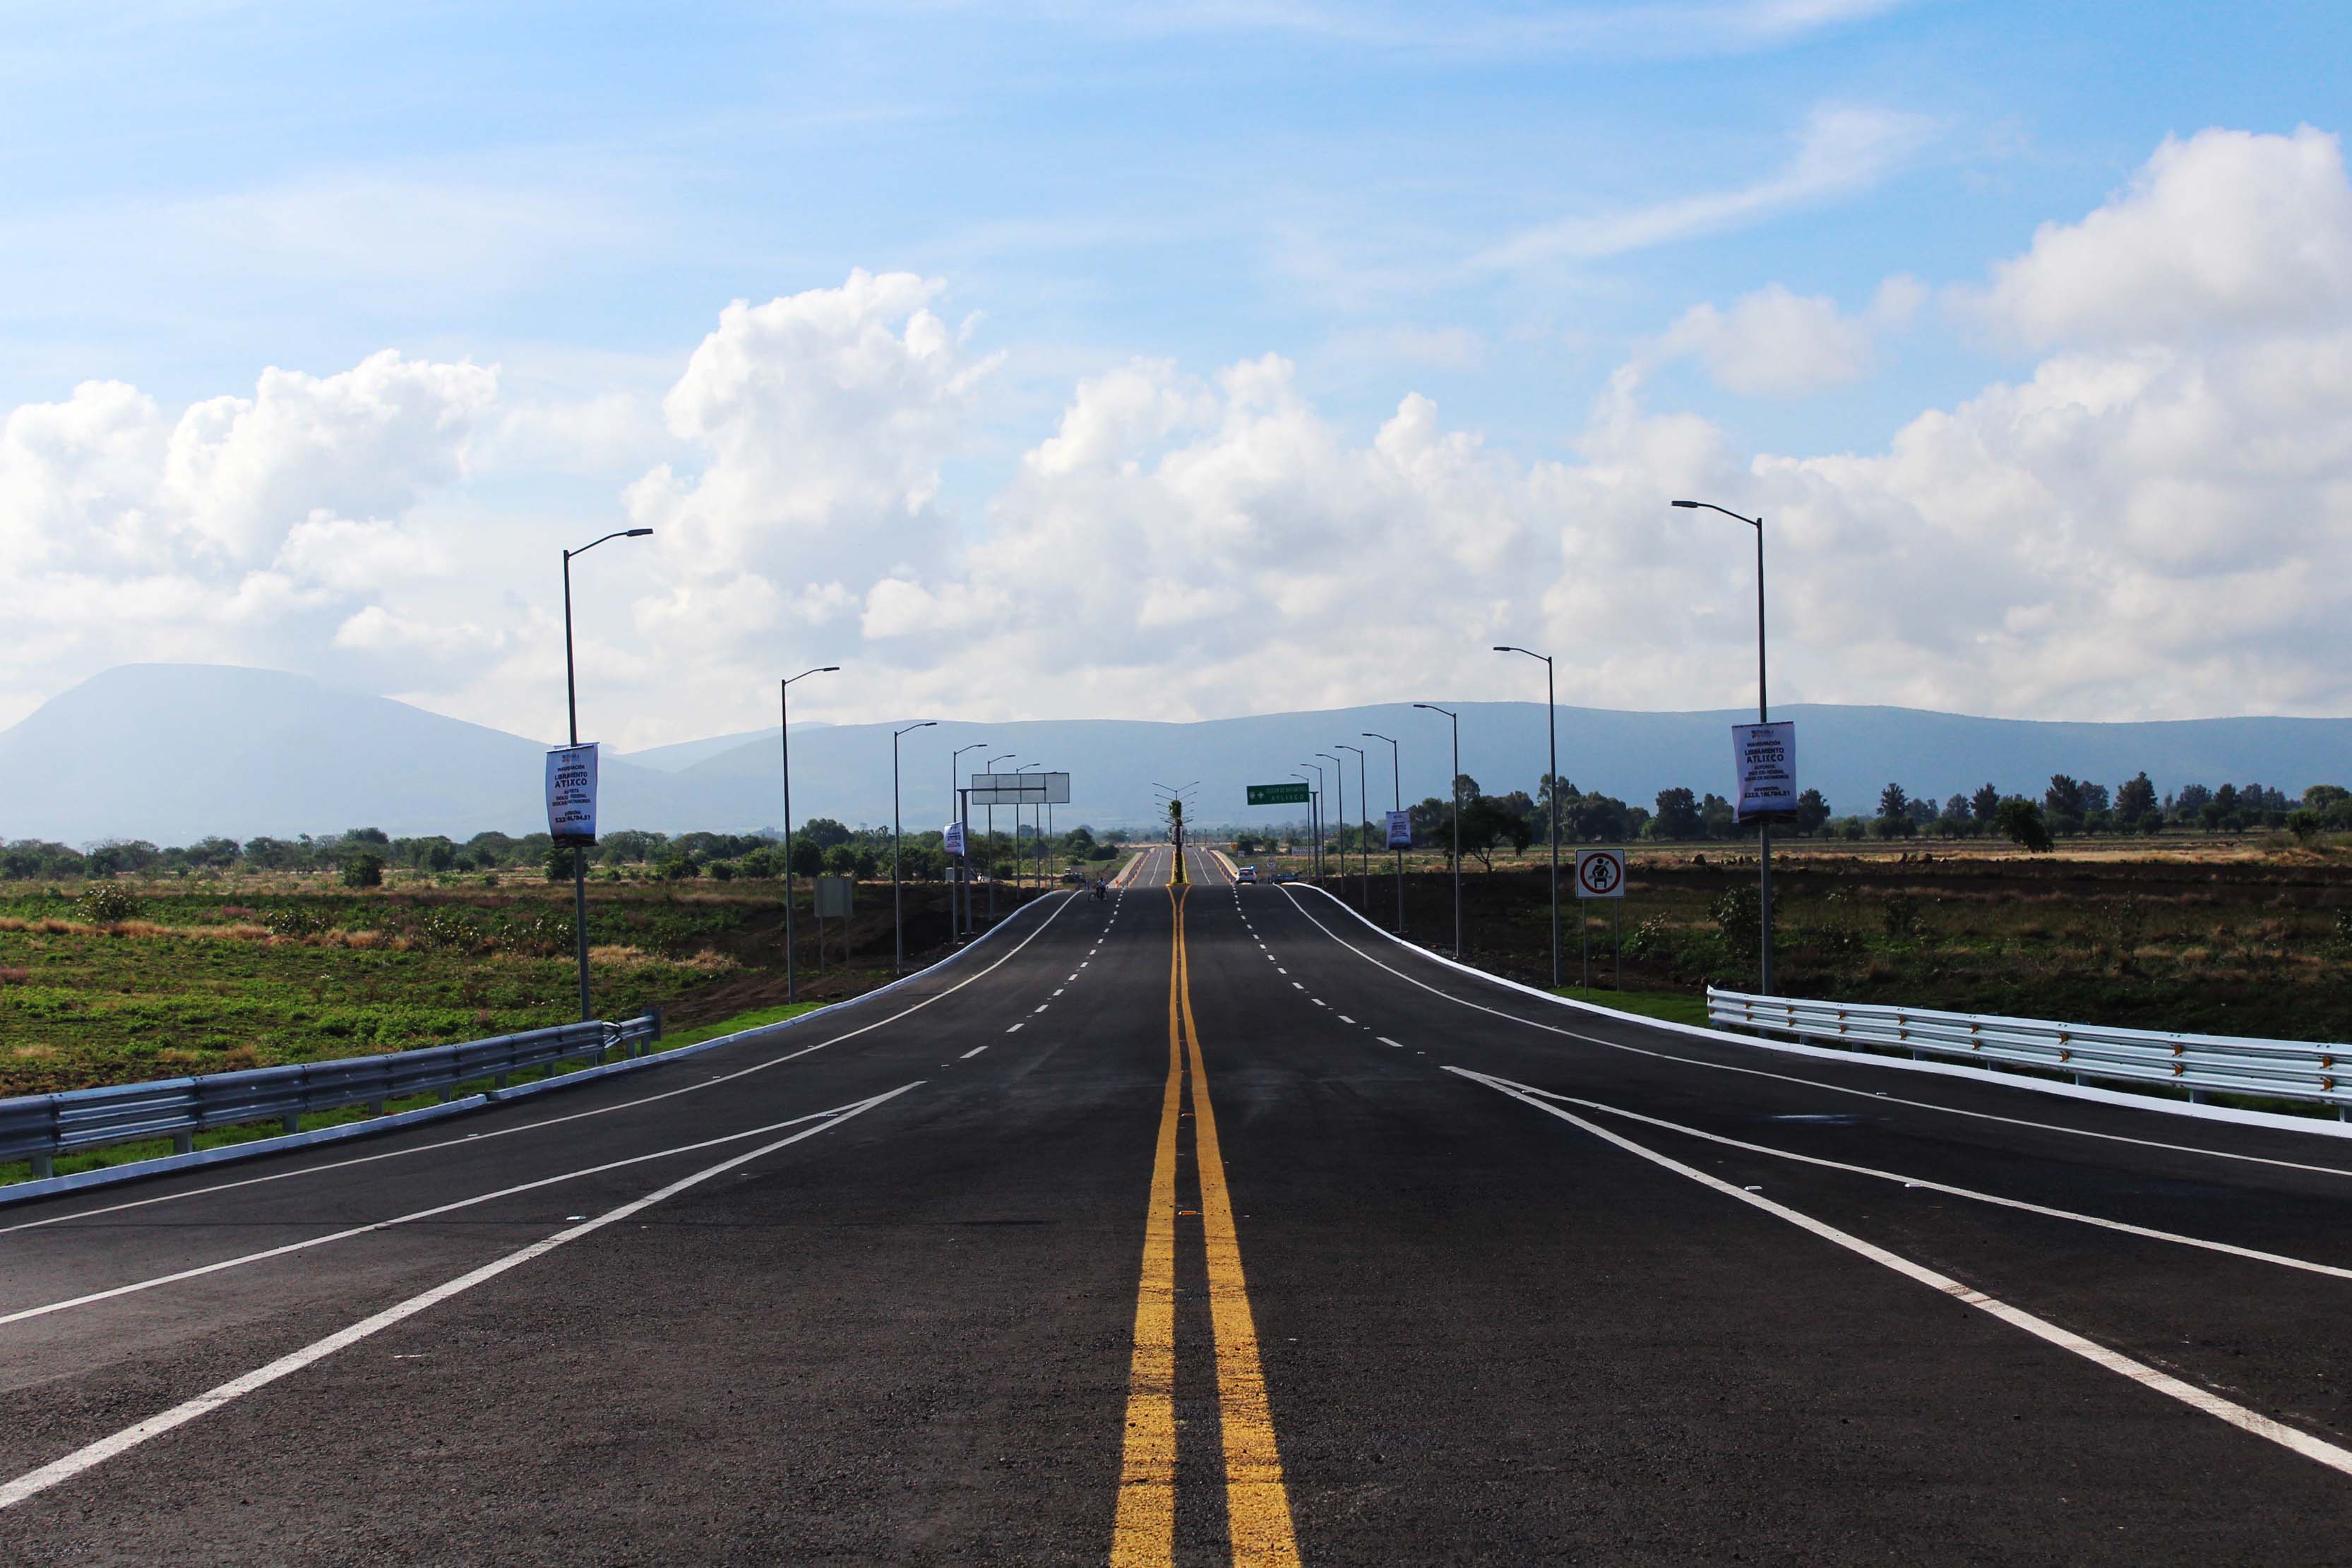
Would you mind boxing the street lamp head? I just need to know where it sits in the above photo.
[624,527,654,537]
[1671,500,1699,508]
[1491,645,1512,652]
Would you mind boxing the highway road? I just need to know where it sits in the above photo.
[9,842,2352,1562]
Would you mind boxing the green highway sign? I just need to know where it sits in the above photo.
[1246,782,1311,806]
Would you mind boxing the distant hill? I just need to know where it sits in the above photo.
[5,664,2351,843]
[0,664,703,844]
[617,722,828,774]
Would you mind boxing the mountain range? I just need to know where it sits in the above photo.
[6,664,2351,844]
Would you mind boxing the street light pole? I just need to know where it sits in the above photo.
[1675,499,1775,995]
[1413,704,1462,959]
[1364,732,1402,931]
[984,753,1015,925]
[1317,754,1346,897]
[1291,773,1318,880]
[1300,762,1327,882]
[780,665,839,1003]
[1337,743,1368,910]
[1017,763,1045,894]
[891,721,937,975]
[559,527,651,1022]
[950,741,989,938]
[1495,645,1562,990]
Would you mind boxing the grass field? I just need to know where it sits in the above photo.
[0,874,1049,1099]
[1240,839,2352,1047]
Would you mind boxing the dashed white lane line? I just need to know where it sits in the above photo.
[1277,967,1288,974]
[1033,1005,1049,1014]
[1053,988,1065,997]
[1312,999,1327,1008]
[1292,982,1306,991]
[1337,1015,1356,1024]
[1007,1023,1025,1034]
[961,1045,989,1059]
[1378,1037,1405,1048]
[1442,1065,2352,1484]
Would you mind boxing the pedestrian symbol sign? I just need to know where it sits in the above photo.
[1575,848,1626,899]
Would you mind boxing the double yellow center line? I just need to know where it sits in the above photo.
[1111,884,1299,1565]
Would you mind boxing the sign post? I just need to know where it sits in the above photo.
[1731,720,1796,995]
[546,743,599,1021]
[1574,848,1626,994]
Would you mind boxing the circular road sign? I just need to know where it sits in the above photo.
[1575,849,1625,898]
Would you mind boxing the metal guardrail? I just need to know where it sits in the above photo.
[1706,988,2352,1117]
[0,1015,660,1179]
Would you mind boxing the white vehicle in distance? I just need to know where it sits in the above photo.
[1236,864,1256,884]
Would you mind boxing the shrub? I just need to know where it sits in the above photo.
[1712,882,1761,963]
[544,846,573,882]
[1882,894,1922,940]
[342,854,384,889]
[709,861,736,882]
[77,883,143,923]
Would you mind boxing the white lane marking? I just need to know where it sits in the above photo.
[1292,983,1305,991]
[1080,961,1090,967]
[1066,974,1077,983]
[1337,1015,1356,1024]
[0,1096,869,1329]
[1007,1023,1025,1034]
[4,896,1083,1238]
[961,1046,989,1060]
[1485,1077,2352,1283]
[1378,1038,1404,1048]
[1312,999,1327,1008]
[1443,1066,2352,1481]
[1273,887,2352,1183]
[1053,988,1065,997]
[0,1084,918,1512]
[1277,967,1287,974]
[1034,1005,1049,1013]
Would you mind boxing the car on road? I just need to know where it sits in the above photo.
[1236,865,1256,883]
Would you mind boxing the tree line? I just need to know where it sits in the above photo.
[0,822,1133,883]
[1224,769,2352,865]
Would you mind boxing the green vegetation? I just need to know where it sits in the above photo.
[1,997,832,1186]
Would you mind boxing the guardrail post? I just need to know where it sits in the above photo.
[31,1151,53,1180]
[282,1113,300,1136]
[174,1131,195,1155]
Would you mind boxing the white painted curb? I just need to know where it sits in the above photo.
[1284,883,2352,1144]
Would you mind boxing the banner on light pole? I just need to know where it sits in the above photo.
[1731,721,1797,822]
[1385,810,1413,848]
[943,821,966,855]
[546,743,599,846]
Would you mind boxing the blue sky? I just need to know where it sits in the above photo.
[4,1,2350,743]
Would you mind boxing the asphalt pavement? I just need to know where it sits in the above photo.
[7,842,2352,1563]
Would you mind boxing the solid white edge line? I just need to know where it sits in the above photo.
[1274,885,2352,1180]
[1488,1073,2352,1283]
[1441,1065,2352,1480]
[0,1083,920,1514]
[4,892,1082,1235]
